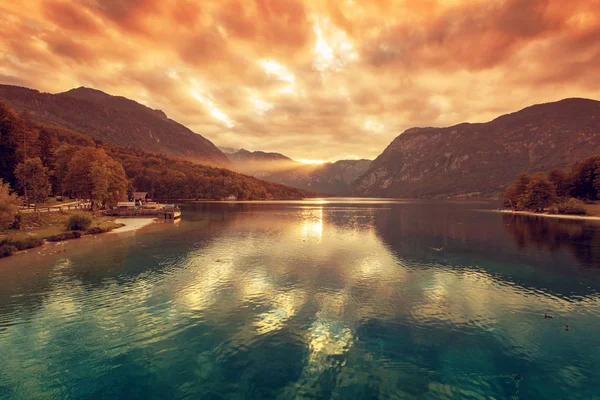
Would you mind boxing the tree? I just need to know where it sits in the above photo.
[0,179,19,229]
[65,147,128,208]
[38,128,58,168]
[503,173,531,209]
[571,155,600,200]
[53,144,77,195]
[519,172,556,212]
[14,158,52,205]
[548,169,572,198]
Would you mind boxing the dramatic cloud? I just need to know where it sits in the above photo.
[1,0,599,161]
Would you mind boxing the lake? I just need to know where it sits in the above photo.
[1,199,599,399]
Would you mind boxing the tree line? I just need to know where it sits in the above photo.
[0,102,310,228]
[503,155,600,214]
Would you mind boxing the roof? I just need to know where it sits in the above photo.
[133,192,148,199]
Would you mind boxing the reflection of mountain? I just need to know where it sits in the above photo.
[1,203,599,399]
[502,214,600,267]
[223,149,371,195]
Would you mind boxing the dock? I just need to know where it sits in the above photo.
[106,201,181,219]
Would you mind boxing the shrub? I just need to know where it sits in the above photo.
[85,227,111,235]
[0,245,17,257]
[10,237,44,251]
[66,213,92,231]
[0,237,44,253]
[46,231,82,242]
[554,198,587,215]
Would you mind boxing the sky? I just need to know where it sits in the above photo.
[1,0,599,163]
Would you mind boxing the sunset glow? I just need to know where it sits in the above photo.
[0,0,599,161]
[298,159,326,165]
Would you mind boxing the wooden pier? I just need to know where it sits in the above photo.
[106,204,181,219]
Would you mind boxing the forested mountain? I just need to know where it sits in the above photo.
[0,101,312,201]
[224,149,371,195]
[351,98,600,199]
[0,85,231,168]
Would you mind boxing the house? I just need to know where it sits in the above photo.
[132,192,150,206]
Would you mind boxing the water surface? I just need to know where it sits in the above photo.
[1,199,599,399]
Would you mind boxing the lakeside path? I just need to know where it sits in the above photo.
[490,209,600,222]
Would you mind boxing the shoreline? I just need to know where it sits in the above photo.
[492,209,600,221]
[109,218,159,234]
[1,217,160,261]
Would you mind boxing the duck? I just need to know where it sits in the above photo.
[514,374,521,381]
[544,314,553,319]
[565,325,569,331]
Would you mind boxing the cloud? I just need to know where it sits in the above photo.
[0,0,599,162]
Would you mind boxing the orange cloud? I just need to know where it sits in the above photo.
[0,0,599,161]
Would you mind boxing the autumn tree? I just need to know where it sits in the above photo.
[503,173,531,209]
[519,172,556,212]
[570,155,600,200]
[15,157,52,205]
[53,144,77,195]
[0,179,19,229]
[65,147,128,208]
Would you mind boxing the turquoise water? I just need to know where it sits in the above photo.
[1,199,599,399]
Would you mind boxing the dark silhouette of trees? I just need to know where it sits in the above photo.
[570,155,600,200]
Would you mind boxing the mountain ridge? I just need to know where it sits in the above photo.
[351,97,600,199]
[226,148,371,195]
[0,84,231,168]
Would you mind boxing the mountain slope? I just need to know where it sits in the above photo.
[225,149,371,195]
[351,98,600,198]
[0,85,231,167]
[0,100,311,200]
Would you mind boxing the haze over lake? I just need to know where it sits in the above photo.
[1,199,599,399]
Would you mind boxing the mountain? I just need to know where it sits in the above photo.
[227,149,371,195]
[227,149,298,176]
[351,98,600,199]
[0,85,231,168]
[0,100,312,200]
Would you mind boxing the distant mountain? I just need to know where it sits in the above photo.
[351,98,600,199]
[0,85,231,167]
[227,149,371,195]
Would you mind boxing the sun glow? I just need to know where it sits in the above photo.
[298,159,325,165]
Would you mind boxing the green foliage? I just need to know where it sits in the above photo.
[0,101,311,208]
[15,157,52,204]
[0,237,44,251]
[0,245,17,257]
[570,155,600,200]
[0,236,44,256]
[553,198,587,215]
[518,173,556,212]
[86,226,111,235]
[65,147,128,208]
[46,231,81,242]
[66,213,92,231]
[0,179,19,229]
[548,169,572,198]
[503,173,530,209]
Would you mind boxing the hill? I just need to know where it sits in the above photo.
[351,98,600,199]
[225,149,371,195]
[0,85,231,168]
[0,101,312,200]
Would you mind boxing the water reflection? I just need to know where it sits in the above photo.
[0,201,599,399]
[503,214,600,268]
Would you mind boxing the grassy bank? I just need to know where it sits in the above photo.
[0,212,124,258]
